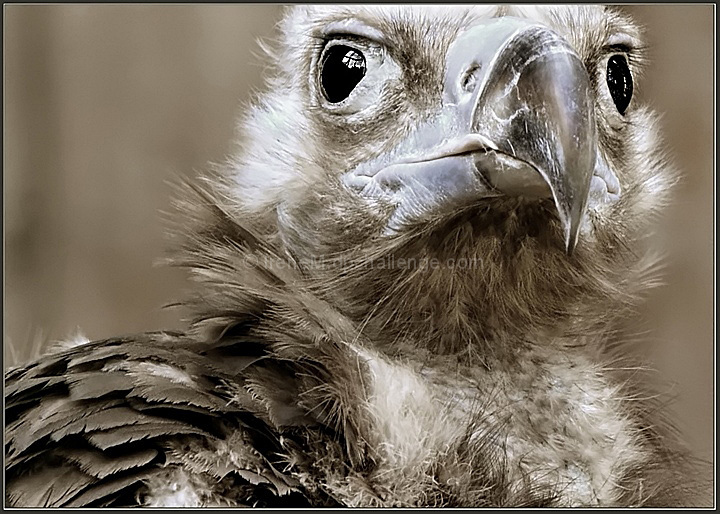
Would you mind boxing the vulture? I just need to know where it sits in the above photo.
[4,5,710,508]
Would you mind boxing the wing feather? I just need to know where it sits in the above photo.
[7,463,97,507]
[54,446,160,480]
[4,329,352,507]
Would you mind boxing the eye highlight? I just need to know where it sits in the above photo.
[606,54,633,115]
[320,45,367,103]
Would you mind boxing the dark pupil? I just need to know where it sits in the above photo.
[606,55,633,115]
[321,45,367,103]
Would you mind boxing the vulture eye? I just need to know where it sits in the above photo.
[606,55,633,115]
[320,45,367,103]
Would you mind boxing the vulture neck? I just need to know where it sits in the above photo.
[178,187,636,367]
[304,225,635,365]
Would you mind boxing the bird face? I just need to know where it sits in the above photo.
[338,15,600,253]
[225,5,673,350]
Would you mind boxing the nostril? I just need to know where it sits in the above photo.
[460,63,482,93]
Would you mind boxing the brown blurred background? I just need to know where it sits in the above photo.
[4,5,714,472]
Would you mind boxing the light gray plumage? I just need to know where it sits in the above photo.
[5,5,710,507]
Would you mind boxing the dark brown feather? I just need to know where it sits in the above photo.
[5,320,361,507]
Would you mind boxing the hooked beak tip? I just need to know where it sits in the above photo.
[561,203,586,255]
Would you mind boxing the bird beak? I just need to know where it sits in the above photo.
[444,18,596,253]
[344,17,596,254]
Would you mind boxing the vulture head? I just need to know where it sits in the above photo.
[212,5,671,358]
